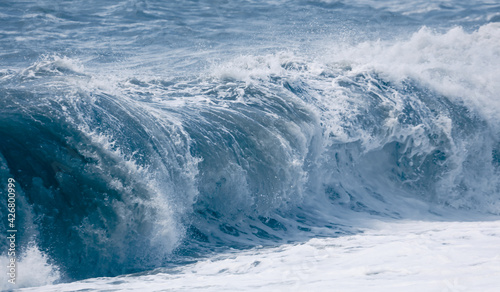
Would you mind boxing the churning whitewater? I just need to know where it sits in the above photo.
[0,0,499,291]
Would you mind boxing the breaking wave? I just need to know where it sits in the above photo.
[1,23,499,285]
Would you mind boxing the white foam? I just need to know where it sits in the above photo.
[19,220,500,292]
[209,24,500,126]
[0,244,61,290]
[210,52,299,83]
[327,23,500,125]
[20,55,86,78]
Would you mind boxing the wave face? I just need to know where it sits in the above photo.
[1,0,500,286]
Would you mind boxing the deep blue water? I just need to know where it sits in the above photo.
[1,0,500,285]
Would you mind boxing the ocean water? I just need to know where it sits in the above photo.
[0,0,499,291]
